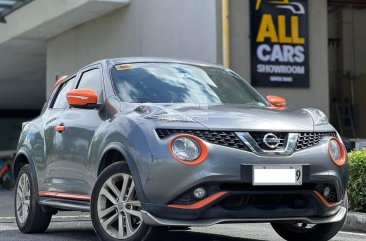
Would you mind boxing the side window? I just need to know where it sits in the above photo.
[77,68,103,103]
[51,77,76,109]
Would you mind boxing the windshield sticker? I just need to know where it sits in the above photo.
[115,64,134,71]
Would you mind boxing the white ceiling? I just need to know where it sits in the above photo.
[0,0,130,110]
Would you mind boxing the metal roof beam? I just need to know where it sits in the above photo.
[0,0,32,24]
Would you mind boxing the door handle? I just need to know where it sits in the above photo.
[55,124,65,133]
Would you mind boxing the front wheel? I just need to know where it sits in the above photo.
[15,165,52,233]
[91,162,166,241]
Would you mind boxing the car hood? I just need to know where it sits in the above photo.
[133,104,316,132]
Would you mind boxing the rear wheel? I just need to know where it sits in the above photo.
[15,165,52,233]
[91,162,166,241]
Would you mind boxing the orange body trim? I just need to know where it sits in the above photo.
[168,191,227,210]
[267,95,286,110]
[314,191,341,208]
[39,191,91,201]
[52,75,68,91]
[169,134,209,166]
[66,89,98,107]
[328,137,347,167]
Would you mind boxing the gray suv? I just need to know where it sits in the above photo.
[14,58,348,241]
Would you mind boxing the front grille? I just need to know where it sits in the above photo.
[249,132,287,150]
[296,132,337,151]
[155,129,250,151]
[156,129,337,153]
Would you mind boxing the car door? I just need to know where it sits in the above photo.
[49,66,106,195]
[41,76,77,193]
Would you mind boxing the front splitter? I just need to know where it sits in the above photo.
[141,207,347,227]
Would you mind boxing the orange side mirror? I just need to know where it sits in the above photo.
[66,89,99,108]
[267,95,286,109]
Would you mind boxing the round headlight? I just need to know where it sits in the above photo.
[328,138,346,166]
[169,134,209,165]
[171,137,201,161]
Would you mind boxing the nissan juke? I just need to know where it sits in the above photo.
[13,58,348,241]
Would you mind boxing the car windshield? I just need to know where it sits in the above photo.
[110,63,268,107]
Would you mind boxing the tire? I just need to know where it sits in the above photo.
[271,196,348,241]
[91,162,167,241]
[14,164,52,233]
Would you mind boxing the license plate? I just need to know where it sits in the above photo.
[253,165,302,186]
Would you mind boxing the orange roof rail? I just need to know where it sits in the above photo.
[52,75,68,91]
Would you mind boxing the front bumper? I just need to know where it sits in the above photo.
[139,133,348,224]
[142,183,347,224]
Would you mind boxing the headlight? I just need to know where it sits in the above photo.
[169,134,208,165]
[135,105,194,122]
[172,137,200,160]
[304,108,328,125]
[328,137,346,166]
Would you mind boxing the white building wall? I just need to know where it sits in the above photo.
[46,0,218,96]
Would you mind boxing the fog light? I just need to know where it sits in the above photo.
[323,186,331,198]
[193,187,206,199]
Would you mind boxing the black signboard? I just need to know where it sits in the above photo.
[250,0,309,87]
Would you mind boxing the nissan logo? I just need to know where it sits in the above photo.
[263,133,281,149]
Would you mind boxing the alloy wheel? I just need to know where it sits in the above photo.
[97,173,142,239]
[16,173,31,224]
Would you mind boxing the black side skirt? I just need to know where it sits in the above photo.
[38,197,90,212]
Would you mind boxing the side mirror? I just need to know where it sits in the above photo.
[267,95,286,109]
[67,89,99,109]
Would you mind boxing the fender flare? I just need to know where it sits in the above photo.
[13,147,40,196]
[99,142,149,203]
